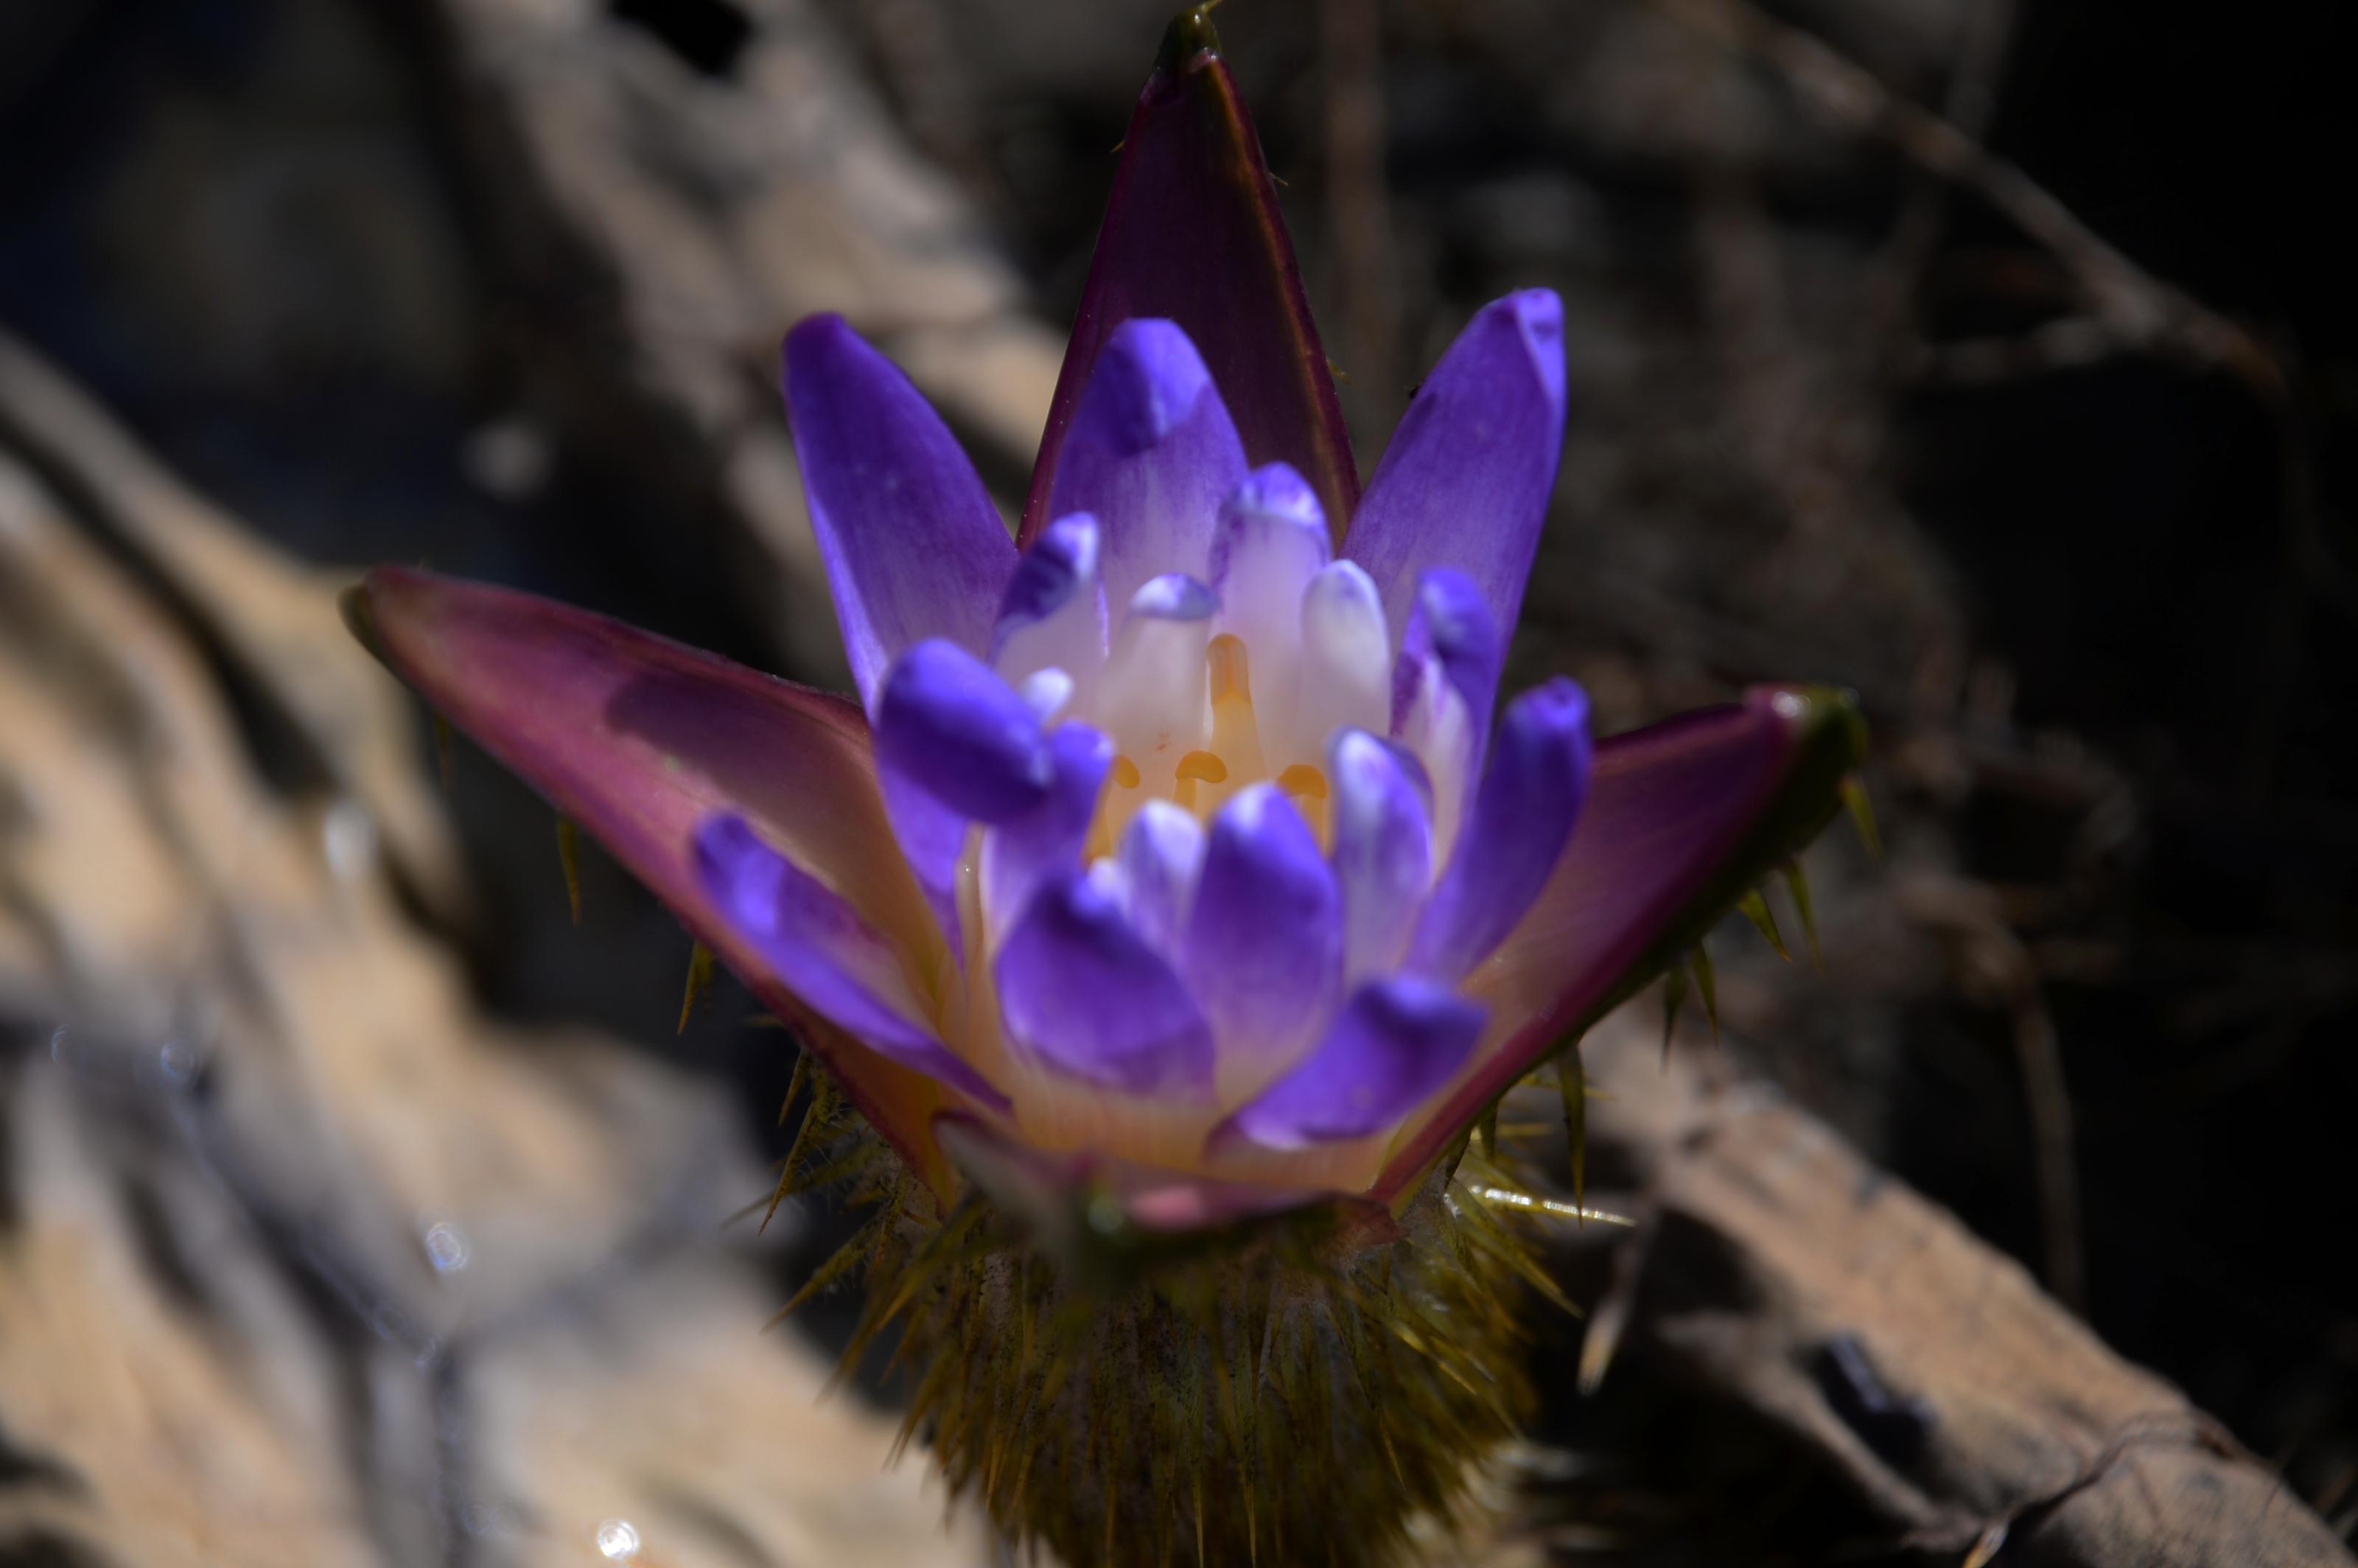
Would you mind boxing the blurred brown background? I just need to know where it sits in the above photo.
[2,0,2353,1563]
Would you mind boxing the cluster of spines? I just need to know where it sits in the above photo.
[760,1063,1565,1567]
[1544,772,1880,1197]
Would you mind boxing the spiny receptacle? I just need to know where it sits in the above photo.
[775,1065,1547,1568]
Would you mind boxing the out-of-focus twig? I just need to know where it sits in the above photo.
[1652,0,2285,402]
[1895,873,2084,1313]
[1867,0,2022,343]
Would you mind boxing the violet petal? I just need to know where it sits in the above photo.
[874,639,1054,823]
[1391,567,1502,748]
[995,870,1217,1099]
[1343,290,1567,642]
[1118,799,1208,961]
[783,314,1015,707]
[695,816,1007,1110]
[1045,318,1248,615]
[991,513,1108,708]
[1410,678,1594,982]
[1328,728,1434,984]
[1182,783,1344,1063]
[1214,979,1485,1152]
[983,722,1116,937]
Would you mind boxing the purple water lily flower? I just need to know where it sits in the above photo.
[346,13,1861,1231]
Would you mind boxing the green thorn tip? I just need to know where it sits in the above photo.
[1156,6,1222,71]
[1739,888,1791,962]
[1690,946,1720,1043]
[678,940,716,1035]
[1841,774,1883,860]
[556,816,582,925]
[1780,858,1823,967]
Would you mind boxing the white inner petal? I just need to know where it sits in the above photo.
[993,524,1107,711]
[1289,561,1391,770]
[1097,575,1216,783]
[1394,655,1475,867]
[1015,666,1075,722]
[1329,729,1432,983]
[1115,798,1207,959]
[1211,511,1326,762]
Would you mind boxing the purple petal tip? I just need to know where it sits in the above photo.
[1225,461,1324,532]
[995,870,1216,1098]
[1501,287,1566,410]
[875,640,1054,823]
[1084,319,1214,455]
[1129,573,1220,621]
[996,514,1101,641]
[1217,977,1485,1152]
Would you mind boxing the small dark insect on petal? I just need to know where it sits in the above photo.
[1813,1333,1937,1468]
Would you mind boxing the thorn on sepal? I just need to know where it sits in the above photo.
[1739,888,1791,962]
[1155,5,1222,71]
[1841,774,1883,860]
[678,940,716,1035]
[1780,858,1823,968]
[1556,1038,1587,1214]
[556,816,583,925]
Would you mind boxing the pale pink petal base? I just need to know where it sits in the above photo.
[935,1113,1400,1245]
[1374,686,1865,1200]
[351,567,963,1191]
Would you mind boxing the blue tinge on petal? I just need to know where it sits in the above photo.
[781,315,1016,709]
[991,514,1108,707]
[1182,783,1343,1063]
[1099,573,1221,768]
[875,762,969,947]
[1119,798,1207,960]
[1293,560,1393,760]
[1207,462,1328,584]
[1391,568,1502,748]
[1128,572,1221,621]
[1208,462,1330,651]
[693,814,1009,1110]
[875,639,1054,824]
[982,723,1115,939]
[1047,319,1248,616]
[1212,977,1485,1152]
[1343,290,1568,643]
[1328,728,1434,985]
[1410,676,1595,982]
[995,869,1216,1098]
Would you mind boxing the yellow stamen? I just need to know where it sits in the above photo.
[1276,762,1328,799]
[1277,763,1332,848]
[1203,635,1264,818]
[1086,753,1149,860]
[1173,748,1227,812]
[1175,749,1229,783]
[1206,633,1248,704]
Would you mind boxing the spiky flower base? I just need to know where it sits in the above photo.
[780,1072,1551,1567]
